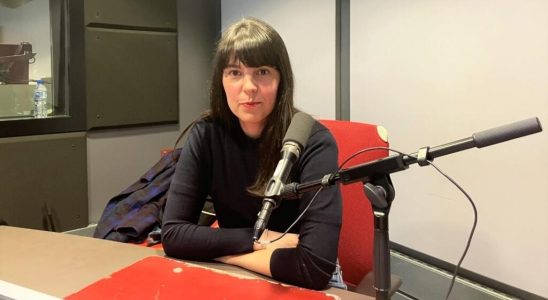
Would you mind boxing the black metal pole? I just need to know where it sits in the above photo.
[373,210,390,299]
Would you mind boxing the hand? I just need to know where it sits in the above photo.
[254,230,299,251]
[214,230,299,277]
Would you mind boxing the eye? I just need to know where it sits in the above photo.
[224,68,241,76]
[229,70,241,76]
[257,68,270,76]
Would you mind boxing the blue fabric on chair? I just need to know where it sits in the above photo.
[93,149,181,243]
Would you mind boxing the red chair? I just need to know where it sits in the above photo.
[319,120,400,295]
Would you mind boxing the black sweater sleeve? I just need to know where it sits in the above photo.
[270,124,342,290]
[161,123,254,260]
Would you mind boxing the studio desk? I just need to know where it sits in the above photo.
[0,226,372,299]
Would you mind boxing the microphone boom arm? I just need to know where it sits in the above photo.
[281,117,543,198]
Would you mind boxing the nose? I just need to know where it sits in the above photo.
[242,74,258,96]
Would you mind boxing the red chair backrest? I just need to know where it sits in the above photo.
[319,120,389,286]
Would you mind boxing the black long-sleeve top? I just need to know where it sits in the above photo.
[162,119,342,290]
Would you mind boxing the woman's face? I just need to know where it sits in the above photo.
[222,58,280,138]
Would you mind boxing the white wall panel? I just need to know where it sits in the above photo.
[350,0,548,297]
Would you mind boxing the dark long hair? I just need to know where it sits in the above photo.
[177,18,297,196]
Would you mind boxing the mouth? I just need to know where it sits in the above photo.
[240,102,261,108]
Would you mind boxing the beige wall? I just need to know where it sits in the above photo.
[350,0,548,297]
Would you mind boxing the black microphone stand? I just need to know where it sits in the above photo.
[280,117,542,300]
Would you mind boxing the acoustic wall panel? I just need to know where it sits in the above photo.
[85,27,178,129]
[84,0,177,30]
[0,132,88,231]
[82,0,178,130]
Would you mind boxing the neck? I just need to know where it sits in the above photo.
[240,121,264,139]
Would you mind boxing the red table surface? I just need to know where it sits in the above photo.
[65,255,338,300]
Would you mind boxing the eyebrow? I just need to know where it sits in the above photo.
[225,64,276,69]
[224,63,240,69]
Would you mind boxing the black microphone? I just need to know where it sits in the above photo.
[252,112,316,241]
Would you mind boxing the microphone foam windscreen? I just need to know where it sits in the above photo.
[473,117,542,148]
[283,112,316,148]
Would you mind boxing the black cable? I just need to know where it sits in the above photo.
[257,186,324,245]
[337,146,478,300]
[425,160,477,300]
[260,148,410,254]
[259,145,478,300]
[336,146,392,172]
[258,186,343,275]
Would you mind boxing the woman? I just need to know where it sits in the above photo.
[162,17,342,290]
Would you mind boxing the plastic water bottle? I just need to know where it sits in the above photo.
[33,80,48,118]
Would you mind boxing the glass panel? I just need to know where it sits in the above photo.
[0,0,67,120]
